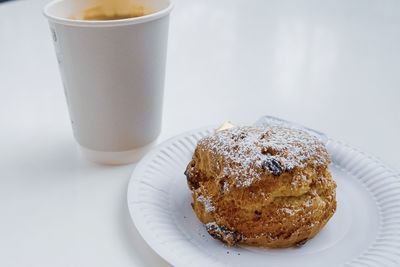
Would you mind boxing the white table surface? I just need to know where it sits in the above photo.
[1,0,399,266]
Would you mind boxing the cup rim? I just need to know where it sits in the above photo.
[43,0,173,27]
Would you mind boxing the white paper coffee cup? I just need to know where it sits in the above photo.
[43,0,173,165]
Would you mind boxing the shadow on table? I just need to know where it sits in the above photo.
[8,137,130,176]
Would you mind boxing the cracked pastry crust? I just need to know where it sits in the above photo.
[185,126,336,248]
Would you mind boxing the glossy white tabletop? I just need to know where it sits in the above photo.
[0,0,399,266]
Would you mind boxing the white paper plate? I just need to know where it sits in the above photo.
[127,126,400,267]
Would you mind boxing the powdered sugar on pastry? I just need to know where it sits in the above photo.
[197,195,215,212]
[198,126,330,187]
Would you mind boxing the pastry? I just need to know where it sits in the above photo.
[185,125,336,248]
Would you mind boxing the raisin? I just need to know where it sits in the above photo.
[295,239,308,247]
[219,180,225,193]
[262,158,283,176]
[254,210,262,220]
[205,223,242,245]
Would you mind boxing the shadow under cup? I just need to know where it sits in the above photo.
[43,0,173,165]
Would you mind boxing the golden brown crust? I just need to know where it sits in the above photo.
[185,126,336,248]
